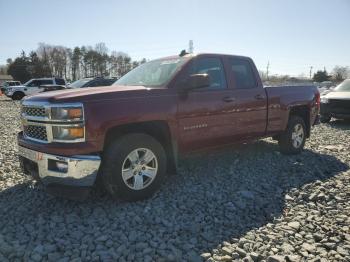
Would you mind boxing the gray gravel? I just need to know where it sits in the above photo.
[0,95,349,262]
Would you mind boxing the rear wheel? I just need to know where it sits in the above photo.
[278,116,306,155]
[12,92,24,100]
[101,133,167,201]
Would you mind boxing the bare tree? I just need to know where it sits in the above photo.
[8,42,146,81]
[332,66,349,82]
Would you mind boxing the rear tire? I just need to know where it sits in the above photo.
[320,114,331,123]
[278,116,306,155]
[12,92,24,100]
[101,133,167,201]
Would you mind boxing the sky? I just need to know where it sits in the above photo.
[0,0,349,76]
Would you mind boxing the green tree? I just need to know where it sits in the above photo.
[28,51,51,77]
[313,70,331,82]
[72,47,81,80]
[7,51,31,82]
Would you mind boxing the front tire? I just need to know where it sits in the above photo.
[101,133,167,201]
[278,116,306,155]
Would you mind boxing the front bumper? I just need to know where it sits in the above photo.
[320,102,350,119]
[18,145,101,188]
[4,90,13,96]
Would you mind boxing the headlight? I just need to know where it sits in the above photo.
[51,105,83,121]
[52,126,85,141]
[50,103,85,142]
[320,97,329,103]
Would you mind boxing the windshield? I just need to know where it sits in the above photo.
[334,79,350,92]
[23,80,32,86]
[114,57,188,87]
[69,78,93,88]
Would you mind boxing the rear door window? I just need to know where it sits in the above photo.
[228,58,257,89]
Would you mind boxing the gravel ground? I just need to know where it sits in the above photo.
[0,95,349,262]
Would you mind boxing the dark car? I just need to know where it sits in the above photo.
[320,79,350,123]
[68,77,116,89]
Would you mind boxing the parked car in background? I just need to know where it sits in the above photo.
[18,53,320,201]
[39,84,67,92]
[68,77,116,88]
[320,79,350,123]
[1,81,21,94]
[4,78,66,100]
[316,81,335,95]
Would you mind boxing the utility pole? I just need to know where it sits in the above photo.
[309,66,313,79]
[266,61,270,80]
[188,40,194,54]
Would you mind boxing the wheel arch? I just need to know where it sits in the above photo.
[12,91,25,100]
[103,121,178,174]
[288,105,310,137]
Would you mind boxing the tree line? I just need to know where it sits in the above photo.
[259,65,349,84]
[6,42,147,83]
[312,66,349,83]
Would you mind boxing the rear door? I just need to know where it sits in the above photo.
[177,56,238,152]
[224,57,267,138]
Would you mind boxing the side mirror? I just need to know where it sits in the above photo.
[183,73,210,91]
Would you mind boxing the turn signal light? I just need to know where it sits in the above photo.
[68,127,84,138]
[68,108,83,119]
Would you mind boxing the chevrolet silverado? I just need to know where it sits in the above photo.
[17,53,320,201]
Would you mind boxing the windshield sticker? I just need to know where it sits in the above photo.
[161,59,180,65]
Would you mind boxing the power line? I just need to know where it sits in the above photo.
[266,61,270,80]
[309,66,313,79]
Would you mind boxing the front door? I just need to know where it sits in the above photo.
[177,56,237,152]
[25,80,41,95]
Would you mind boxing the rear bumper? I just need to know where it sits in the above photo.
[18,145,101,197]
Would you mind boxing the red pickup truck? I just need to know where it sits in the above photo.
[18,53,320,200]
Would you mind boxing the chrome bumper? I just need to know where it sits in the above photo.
[18,146,101,187]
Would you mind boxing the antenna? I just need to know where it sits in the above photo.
[188,40,194,54]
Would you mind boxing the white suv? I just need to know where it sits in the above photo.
[4,78,66,100]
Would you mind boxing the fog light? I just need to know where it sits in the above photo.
[56,162,68,173]
[48,159,68,173]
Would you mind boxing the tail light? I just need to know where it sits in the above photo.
[315,91,320,109]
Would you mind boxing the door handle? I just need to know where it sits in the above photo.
[254,94,264,100]
[222,96,236,102]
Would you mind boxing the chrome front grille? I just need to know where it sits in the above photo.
[24,125,48,141]
[21,101,85,143]
[22,106,46,117]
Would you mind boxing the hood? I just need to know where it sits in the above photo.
[324,91,350,100]
[23,85,167,103]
